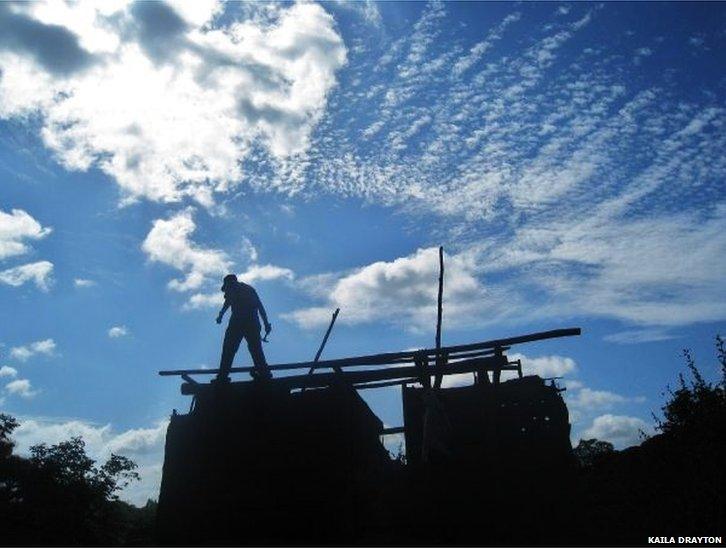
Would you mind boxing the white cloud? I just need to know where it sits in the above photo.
[184,263,294,310]
[441,353,577,388]
[0,1,347,205]
[603,328,677,344]
[0,208,52,260]
[238,264,294,284]
[510,353,577,378]
[286,247,517,331]
[5,378,37,398]
[581,414,652,449]
[108,325,129,338]
[185,291,223,310]
[104,422,168,456]
[263,4,725,331]
[11,416,169,505]
[451,12,521,78]
[0,365,18,378]
[0,260,54,290]
[569,388,626,409]
[10,338,56,361]
[633,46,653,65]
[142,208,231,292]
[74,278,96,288]
[143,209,294,308]
[329,0,382,27]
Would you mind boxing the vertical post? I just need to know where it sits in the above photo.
[434,246,445,389]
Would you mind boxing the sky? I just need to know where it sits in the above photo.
[0,1,724,505]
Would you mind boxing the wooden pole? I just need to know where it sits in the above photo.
[312,308,340,365]
[302,308,341,392]
[434,246,444,389]
[435,246,444,350]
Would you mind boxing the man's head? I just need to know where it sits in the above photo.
[221,274,238,292]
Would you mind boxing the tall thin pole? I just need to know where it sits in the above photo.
[434,246,444,389]
[435,246,444,350]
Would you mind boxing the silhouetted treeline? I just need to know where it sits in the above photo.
[0,419,155,546]
[563,336,725,545]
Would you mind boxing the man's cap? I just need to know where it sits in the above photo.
[221,273,238,291]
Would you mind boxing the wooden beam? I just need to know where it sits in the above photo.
[181,355,517,395]
[353,378,418,390]
[159,327,581,377]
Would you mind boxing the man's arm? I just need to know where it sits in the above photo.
[216,299,230,324]
[256,292,272,333]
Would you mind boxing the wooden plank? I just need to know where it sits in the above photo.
[354,378,418,390]
[159,328,581,377]
[181,355,517,395]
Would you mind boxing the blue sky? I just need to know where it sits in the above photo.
[0,1,724,504]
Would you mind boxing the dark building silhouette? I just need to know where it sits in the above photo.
[403,375,572,470]
[157,383,391,545]
[157,329,581,545]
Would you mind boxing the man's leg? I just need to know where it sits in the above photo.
[218,325,243,381]
[245,329,271,378]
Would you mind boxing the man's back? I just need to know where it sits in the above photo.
[226,282,260,326]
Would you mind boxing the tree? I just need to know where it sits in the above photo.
[0,413,151,546]
[655,335,726,441]
[573,438,614,468]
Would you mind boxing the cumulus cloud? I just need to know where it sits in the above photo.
[510,353,577,378]
[0,208,52,260]
[0,365,18,378]
[185,263,294,310]
[569,388,627,409]
[74,278,96,288]
[0,1,347,205]
[239,264,294,284]
[5,378,37,398]
[142,208,231,292]
[441,352,577,388]
[581,414,652,449]
[0,260,54,290]
[10,338,56,361]
[285,247,518,331]
[144,208,295,309]
[185,291,223,310]
[11,416,169,505]
[108,325,129,338]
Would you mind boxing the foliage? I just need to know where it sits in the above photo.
[655,335,726,442]
[0,413,18,459]
[572,335,726,541]
[573,438,614,468]
[0,414,153,546]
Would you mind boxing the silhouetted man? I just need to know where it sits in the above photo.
[215,274,272,382]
